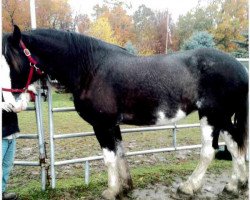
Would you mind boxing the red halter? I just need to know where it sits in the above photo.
[2,40,44,101]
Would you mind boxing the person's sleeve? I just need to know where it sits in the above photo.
[1,55,17,107]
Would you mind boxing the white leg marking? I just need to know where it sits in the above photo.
[156,109,186,125]
[102,148,121,199]
[179,117,215,194]
[221,131,247,192]
[103,148,119,188]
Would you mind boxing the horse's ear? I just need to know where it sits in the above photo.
[11,25,22,45]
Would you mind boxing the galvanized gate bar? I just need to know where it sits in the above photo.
[35,82,47,191]
[54,132,95,139]
[13,82,47,191]
[84,161,90,185]
[52,107,75,112]
[54,124,201,139]
[18,134,38,139]
[14,161,40,166]
[54,142,226,166]
[25,106,36,111]
[48,80,56,189]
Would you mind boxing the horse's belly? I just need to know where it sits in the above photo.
[120,108,187,126]
[155,109,186,125]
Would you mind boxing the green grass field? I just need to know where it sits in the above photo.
[8,91,233,200]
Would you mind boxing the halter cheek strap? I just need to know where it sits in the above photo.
[2,39,44,102]
[19,40,43,76]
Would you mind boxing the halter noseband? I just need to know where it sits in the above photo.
[2,40,44,100]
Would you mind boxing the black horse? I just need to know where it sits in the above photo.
[3,26,248,199]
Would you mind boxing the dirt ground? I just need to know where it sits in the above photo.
[12,143,249,200]
[131,170,248,200]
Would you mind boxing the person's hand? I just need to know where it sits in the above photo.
[1,102,14,112]
[12,92,31,113]
[28,83,38,94]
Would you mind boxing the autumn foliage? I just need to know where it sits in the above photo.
[2,0,248,55]
[88,16,120,45]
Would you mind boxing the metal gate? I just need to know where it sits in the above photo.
[14,81,47,190]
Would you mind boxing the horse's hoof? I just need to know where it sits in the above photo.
[223,183,239,196]
[123,178,133,193]
[177,182,194,195]
[102,189,118,200]
[238,180,248,190]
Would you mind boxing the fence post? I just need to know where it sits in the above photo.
[85,161,90,185]
[172,123,177,149]
[35,80,47,190]
[48,81,56,188]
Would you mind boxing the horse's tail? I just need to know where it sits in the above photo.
[234,92,248,153]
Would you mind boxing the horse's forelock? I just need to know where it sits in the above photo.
[3,36,24,73]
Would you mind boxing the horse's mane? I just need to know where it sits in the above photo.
[24,29,129,57]
[24,29,131,75]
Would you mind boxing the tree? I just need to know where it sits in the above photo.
[181,31,215,50]
[107,5,135,45]
[212,0,248,52]
[153,10,173,54]
[231,32,248,58]
[92,4,109,19]
[3,0,75,32]
[92,4,135,46]
[173,0,248,52]
[103,0,132,9]
[133,5,155,35]
[73,14,90,33]
[133,4,157,55]
[173,3,218,50]
[3,0,31,32]
[36,0,73,30]
[124,41,137,55]
[88,16,120,45]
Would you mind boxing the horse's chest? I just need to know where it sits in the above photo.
[77,85,118,115]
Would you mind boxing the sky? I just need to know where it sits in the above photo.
[69,0,201,22]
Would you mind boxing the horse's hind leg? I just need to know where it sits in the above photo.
[94,125,132,199]
[178,116,215,195]
[221,131,247,194]
[116,141,133,192]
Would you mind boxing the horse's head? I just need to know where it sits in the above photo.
[3,25,42,89]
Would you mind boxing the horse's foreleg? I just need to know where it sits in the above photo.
[221,131,247,194]
[94,126,122,199]
[178,117,215,195]
[94,125,126,200]
[102,148,122,199]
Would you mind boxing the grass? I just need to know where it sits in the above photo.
[10,160,232,200]
[8,91,233,199]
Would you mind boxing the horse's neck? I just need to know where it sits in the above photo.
[28,34,95,91]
